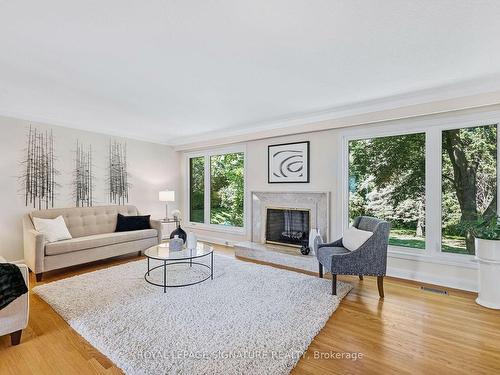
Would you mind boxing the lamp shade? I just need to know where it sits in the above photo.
[159,190,175,202]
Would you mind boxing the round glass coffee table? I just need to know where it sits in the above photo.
[144,242,214,292]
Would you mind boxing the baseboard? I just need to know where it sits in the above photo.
[387,266,477,292]
[196,234,238,247]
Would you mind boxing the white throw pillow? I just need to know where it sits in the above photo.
[32,215,72,243]
[342,227,373,251]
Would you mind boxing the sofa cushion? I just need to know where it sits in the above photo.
[116,214,151,232]
[45,229,158,256]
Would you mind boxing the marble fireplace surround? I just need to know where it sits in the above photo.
[251,191,330,245]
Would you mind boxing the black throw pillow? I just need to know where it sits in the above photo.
[115,214,151,232]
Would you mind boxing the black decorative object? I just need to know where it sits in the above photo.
[73,140,94,207]
[108,140,130,205]
[115,214,151,232]
[170,224,187,243]
[0,263,29,310]
[19,125,58,209]
[268,141,310,183]
[300,245,311,255]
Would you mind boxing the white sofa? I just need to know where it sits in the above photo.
[0,256,29,345]
[23,205,162,281]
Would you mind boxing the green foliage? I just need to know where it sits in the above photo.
[459,216,500,241]
[349,133,426,248]
[441,125,497,254]
[189,157,205,223]
[210,153,244,227]
[349,124,498,254]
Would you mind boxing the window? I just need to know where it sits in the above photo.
[348,133,426,250]
[441,124,497,255]
[188,150,245,228]
[210,153,245,227]
[189,157,205,223]
[345,118,500,261]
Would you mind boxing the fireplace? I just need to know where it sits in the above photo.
[265,208,310,248]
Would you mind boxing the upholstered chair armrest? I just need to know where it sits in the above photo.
[0,259,29,338]
[328,248,364,275]
[150,220,163,244]
[318,238,343,249]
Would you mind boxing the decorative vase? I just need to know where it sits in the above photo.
[308,229,321,256]
[186,232,197,250]
[170,225,187,243]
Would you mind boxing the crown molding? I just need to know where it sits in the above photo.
[3,75,500,149]
[0,109,171,146]
[172,75,500,150]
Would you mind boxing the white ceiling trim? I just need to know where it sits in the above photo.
[3,75,500,149]
[0,109,172,145]
[173,75,500,150]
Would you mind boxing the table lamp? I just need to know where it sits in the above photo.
[159,190,175,220]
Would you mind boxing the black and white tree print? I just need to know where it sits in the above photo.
[19,125,59,209]
[73,140,94,207]
[107,140,130,205]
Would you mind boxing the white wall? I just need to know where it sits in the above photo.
[0,115,179,261]
[180,105,500,292]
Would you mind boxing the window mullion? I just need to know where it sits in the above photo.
[426,128,441,257]
[497,123,500,218]
[204,155,211,225]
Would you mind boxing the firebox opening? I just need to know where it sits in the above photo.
[265,207,310,248]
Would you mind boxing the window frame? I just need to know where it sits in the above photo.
[185,145,247,234]
[342,111,500,267]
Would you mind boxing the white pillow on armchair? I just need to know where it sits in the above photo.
[342,227,373,251]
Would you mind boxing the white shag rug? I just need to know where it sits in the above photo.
[33,254,351,375]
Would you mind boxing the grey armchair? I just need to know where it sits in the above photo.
[316,216,390,297]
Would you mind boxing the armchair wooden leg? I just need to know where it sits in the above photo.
[10,330,22,346]
[137,251,142,257]
[359,275,364,280]
[377,276,385,298]
[319,263,323,278]
[332,274,337,295]
[36,273,43,282]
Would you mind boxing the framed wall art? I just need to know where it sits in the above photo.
[268,141,310,183]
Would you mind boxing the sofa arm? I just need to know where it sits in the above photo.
[23,215,46,274]
[150,220,163,244]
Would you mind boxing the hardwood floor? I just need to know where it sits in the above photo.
[1,245,499,374]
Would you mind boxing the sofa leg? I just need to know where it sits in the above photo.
[10,330,22,346]
[377,276,385,298]
[36,273,43,282]
[359,275,364,280]
[137,251,142,257]
[332,274,337,296]
[319,263,323,278]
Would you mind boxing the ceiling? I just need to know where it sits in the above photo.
[1,0,500,146]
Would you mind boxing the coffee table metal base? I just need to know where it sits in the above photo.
[144,254,213,293]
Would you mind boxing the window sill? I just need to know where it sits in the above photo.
[388,247,478,269]
[184,222,246,235]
